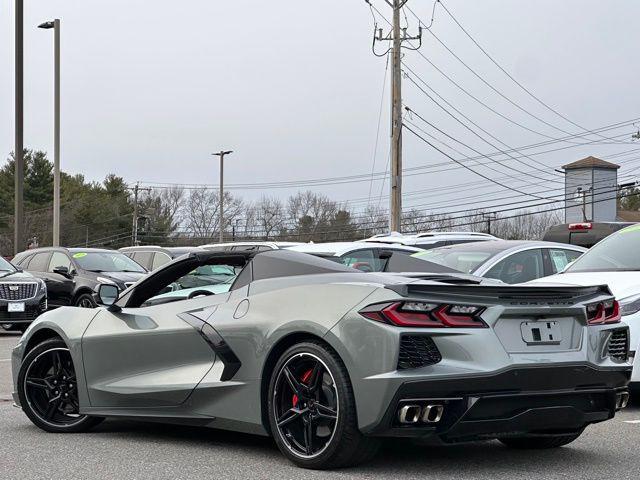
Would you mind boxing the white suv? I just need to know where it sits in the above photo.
[363,231,498,250]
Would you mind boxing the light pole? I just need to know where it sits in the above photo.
[38,19,61,246]
[14,0,24,254]
[212,150,233,243]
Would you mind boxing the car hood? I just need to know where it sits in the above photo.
[529,271,640,300]
[0,270,34,281]
[97,271,147,283]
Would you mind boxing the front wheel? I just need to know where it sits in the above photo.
[499,432,583,449]
[74,293,96,309]
[17,338,103,433]
[267,341,379,469]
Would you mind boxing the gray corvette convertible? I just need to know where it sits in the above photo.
[11,250,631,469]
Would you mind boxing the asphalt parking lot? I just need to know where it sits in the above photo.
[1,331,639,480]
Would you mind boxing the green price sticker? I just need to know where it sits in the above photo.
[72,252,88,258]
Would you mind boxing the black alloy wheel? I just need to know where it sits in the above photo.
[267,341,379,469]
[17,338,103,433]
[75,293,96,309]
[273,352,339,458]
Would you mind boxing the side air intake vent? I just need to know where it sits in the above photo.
[607,329,629,362]
[398,335,442,370]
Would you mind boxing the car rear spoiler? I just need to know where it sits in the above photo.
[387,282,614,301]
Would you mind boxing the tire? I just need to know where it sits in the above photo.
[74,293,96,309]
[17,338,103,433]
[499,432,583,449]
[267,340,379,469]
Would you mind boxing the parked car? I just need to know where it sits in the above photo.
[120,246,203,271]
[120,245,239,289]
[410,240,586,284]
[12,249,630,469]
[12,247,147,308]
[543,222,635,248]
[200,241,302,252]
[529,224,640,392]
[287,241,422,272]
[363,231,498,250]
[0,256,47,332]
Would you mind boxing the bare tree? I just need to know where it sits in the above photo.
[183,189,243,239]
[255,196,285,239]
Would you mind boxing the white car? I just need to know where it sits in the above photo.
[200,241,302,252]
[287,241,422,272]
[364,231,498,250]
[529,224,640,390]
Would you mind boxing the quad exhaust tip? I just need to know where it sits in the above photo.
[616,391,629,410]
[398,403,445,424]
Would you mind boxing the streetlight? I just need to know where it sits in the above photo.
[38,19,61,247]
[212,150,233,243]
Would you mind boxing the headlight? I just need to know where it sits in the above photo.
[619,293,640,316]
[37,279,47,293]
[97,277,117,286]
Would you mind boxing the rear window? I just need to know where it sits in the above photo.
[413,249,495,274]
[566,226,640,272]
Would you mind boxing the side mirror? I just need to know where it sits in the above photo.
[97,284,120,311]
[53,266,71,277]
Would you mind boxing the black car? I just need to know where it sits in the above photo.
[119,246,237,289]
[119,246,202,271]
[12,247,147,309]
[543,222,635,248]
[0,256,47,332]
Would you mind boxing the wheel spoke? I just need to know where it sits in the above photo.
[316,403,337,420]
[277,408,305,428]
[283,366,304,396]
[52,351,63,376]
[303,418,315,455]
[45,397,62,420]
[307,362,324,393]
[25,377,49,390]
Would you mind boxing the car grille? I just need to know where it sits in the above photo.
[0,282,37,300]
[398,335,442,370]
[0,299,46,323]
[607,329,629,362]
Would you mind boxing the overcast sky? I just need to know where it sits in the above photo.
[2,0,640,215]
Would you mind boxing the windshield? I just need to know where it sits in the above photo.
[0,256,16,272]
[565,225,640,272]
[412,248,495,274]
[72,251,146,273]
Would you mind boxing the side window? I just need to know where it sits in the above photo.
[132,251,153,269]
[485,249,544,284]
[28,252,51,272]
[151,252,171,270]
[339,249,382,272]
[48,252,72,273]
[16,254,33,267]
[548,249,583,274]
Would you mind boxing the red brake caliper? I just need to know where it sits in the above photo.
[292,369,313,407]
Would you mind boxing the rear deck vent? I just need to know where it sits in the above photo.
[398,335,442,370]
[607,329,629,362]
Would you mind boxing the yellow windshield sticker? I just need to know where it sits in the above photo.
[72,252,88,258]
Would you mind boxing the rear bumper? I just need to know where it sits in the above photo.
[367,365,631,440]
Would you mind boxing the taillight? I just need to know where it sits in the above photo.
[360,301,487,328]
[568,222,592,231]
[586,300,621,325]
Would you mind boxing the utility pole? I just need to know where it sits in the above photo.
[14,0,24,254]
[482,212,497,235]
[212,150,233,243]
[38,19,61,246]
[128,182,151,245]
[373,0,422,233]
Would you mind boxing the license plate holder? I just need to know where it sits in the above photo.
[521,321,562,345]
[7,302,25,313]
